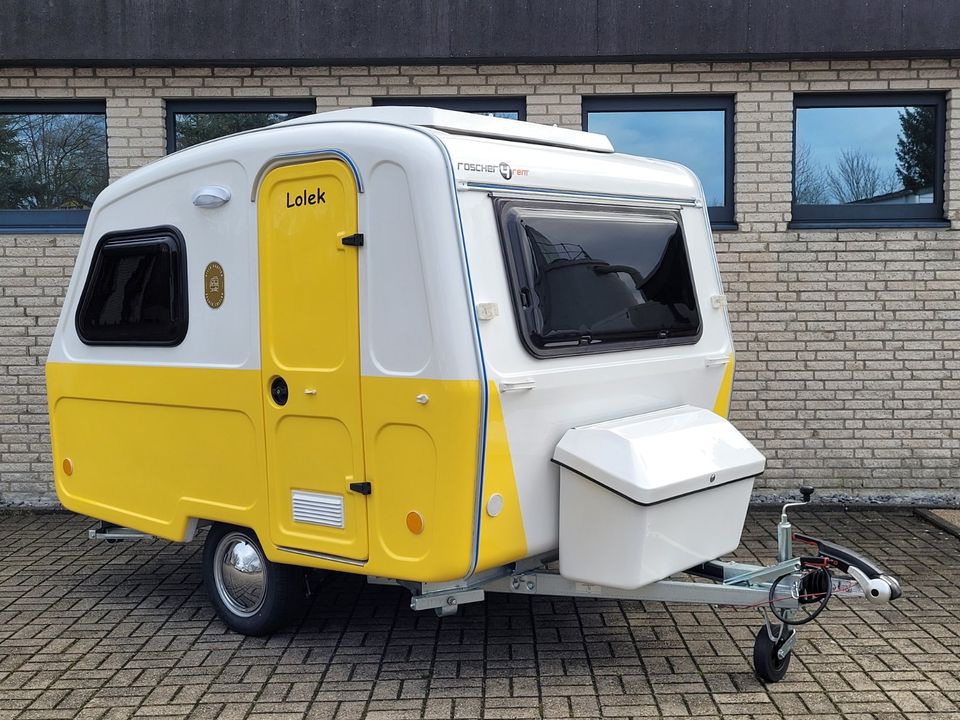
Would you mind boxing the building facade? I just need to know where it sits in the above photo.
[2,1,960,504]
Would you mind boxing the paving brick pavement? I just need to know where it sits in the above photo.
[0,508,957,719]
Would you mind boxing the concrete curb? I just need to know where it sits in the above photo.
[915,508,960,540]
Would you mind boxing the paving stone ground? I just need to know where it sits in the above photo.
[0,508,957,719]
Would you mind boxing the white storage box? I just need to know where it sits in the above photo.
[554,405,766,589]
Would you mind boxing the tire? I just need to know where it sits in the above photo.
[752,625,792,683]
[202,523,300,636]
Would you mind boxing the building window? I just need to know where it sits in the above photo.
[0,101,108,232]
[583,96,735,228]
[166,99,315,153]
[792,93,946,227]
[372,96,526,120]
[496,198,701,358]
[76,227,188,346]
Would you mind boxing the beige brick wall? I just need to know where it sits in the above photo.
[2,60,959,504]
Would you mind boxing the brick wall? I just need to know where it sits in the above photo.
[2,60,959,504]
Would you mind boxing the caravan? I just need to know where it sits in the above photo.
[47,108,900,681]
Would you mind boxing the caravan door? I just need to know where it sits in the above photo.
[258,159,368,560]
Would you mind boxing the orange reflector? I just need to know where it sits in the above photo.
[406,511,424,535]
[62,458,74,476]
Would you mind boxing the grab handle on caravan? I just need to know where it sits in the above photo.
[499,379,536,393]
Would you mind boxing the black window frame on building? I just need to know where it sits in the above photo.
[165,98,316,154]
[582,95,736,229]
[372,96,527,120]
[76,226,188,346]
[0,100,109,234]
[791,92,947,228]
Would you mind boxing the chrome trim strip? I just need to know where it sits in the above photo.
[276,545,367,567]
[462,181,699,207]
[250,149,364,201]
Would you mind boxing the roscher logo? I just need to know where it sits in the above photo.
[455,160,529,178]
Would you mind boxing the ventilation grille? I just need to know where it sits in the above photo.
[291,490,344,528]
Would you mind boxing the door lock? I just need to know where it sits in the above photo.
[270,376,289,406]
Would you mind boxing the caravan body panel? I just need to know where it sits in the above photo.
[47,108,755,588]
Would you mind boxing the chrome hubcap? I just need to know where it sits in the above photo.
[213,532,267,617]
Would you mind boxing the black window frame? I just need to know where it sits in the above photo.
[791,92,947,229]
[582,95,736,230]
[495,197,703,359]
[0,100,108,234]
[76,225,188,346]
[372,95,526,120]
[165,98,316,154]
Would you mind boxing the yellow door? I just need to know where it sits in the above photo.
[258,159,367,560]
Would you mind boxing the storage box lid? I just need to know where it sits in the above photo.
[553,405,766,505]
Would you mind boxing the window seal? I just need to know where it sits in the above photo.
[494,197,703,360]
[582,94,735,227]
[791,92,946,226]
[75,225,189,347]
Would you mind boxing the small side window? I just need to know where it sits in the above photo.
[76,227,188,346]
[496,199,701,358]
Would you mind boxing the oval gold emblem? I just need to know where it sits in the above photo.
[204,262,225,309]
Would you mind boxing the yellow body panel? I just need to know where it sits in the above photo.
[258,159,368,560]
[475,383,528,572]
[359,376,482,581]
[48,363,530,581]
[712,353,735,418]
[46,362,269,542]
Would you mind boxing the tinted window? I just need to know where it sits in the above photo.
[583,96,734,227]
[796,106,936,204]
[77,229,187,345]
[588,110,726,205]
[0,102,108,230]
[792,94,945,226]
[166,100,315,153]
[498,201,700,357]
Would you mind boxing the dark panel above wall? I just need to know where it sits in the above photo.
[598,0,752,59]
[448,0,599,60]
[1,0,958,66]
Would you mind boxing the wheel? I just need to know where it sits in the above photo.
[202,524,300,636]
[752,625,792,683]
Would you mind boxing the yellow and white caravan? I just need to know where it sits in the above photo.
[47,108,900,682]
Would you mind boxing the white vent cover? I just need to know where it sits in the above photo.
[291,490,344,528]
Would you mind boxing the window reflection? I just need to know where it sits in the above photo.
[0,112,108,210]
[499,202,701,356]
[587,110,727,207]
[173,110,309,151]
[795,105,937,205]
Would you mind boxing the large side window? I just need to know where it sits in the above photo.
[166,99,315,153]
[792,93,946,227]
[76,227,188,346]
[497,200,701,358]
[0,101,108,232]
[372,96,526,120]
[583,96,735,228]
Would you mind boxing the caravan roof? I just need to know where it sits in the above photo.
[279,106,616,153]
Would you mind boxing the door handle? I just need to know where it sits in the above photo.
[270,376,289,406]
[303,388,317,396]
[499,379,536,393]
